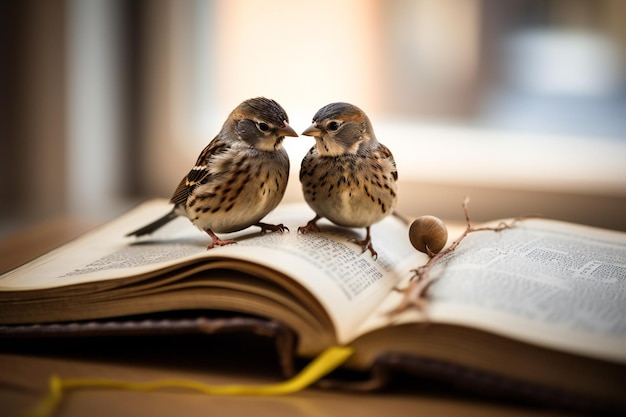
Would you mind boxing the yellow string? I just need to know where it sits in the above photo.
[21,346,354,417]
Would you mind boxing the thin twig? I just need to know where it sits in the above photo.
[389,197,533,316]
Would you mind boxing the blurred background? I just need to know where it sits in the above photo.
[1,0,625,238]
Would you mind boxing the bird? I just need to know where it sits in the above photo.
[298,102,398,258]
[126,97,298,249]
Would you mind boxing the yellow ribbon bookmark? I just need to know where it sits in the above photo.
[22,346,354,417]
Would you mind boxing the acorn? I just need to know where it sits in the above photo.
[409,215,448,255]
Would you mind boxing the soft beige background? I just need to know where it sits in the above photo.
[2,0,625,232]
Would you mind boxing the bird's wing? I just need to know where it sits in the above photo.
[169,138,230,206]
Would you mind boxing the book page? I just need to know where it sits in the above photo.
[358,219,626,363]
[0,200,422,344]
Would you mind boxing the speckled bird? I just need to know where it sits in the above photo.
[298,102,398,258]
[126,97,298,249]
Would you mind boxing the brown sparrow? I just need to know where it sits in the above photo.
[298,102,398,258]
[126,97,298,249]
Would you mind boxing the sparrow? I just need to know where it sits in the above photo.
[126,97,298,249]
[298,102,398,258]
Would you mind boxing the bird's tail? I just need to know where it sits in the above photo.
[125,208,179,237]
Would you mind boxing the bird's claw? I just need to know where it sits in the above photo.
[206,238,237,250]
[298,221,321,234]
[349,237,378,259]
[257,222,289,234]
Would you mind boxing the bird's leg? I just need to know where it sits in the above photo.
[350,226,378,259]
[255,222,289,234]
[298,215,322,234]
[204,229,236,250]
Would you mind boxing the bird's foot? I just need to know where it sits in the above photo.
[349,227,378,259]
[205,230,237,250]
[256,222,289,234]
[298,216,321,234]
[349,237,378,259]
[206,238,237,250]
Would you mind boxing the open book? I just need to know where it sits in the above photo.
[1,200,625,413]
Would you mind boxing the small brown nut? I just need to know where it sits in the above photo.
[409,215,448,255]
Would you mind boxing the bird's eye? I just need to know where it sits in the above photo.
[257,122,270,132]
[327,121,340,131]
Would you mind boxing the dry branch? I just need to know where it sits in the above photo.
[390,197,531,315]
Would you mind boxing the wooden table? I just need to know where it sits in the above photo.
[0,219,574,417]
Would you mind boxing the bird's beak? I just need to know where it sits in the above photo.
[302,124,322,137]
[278,122,298,137]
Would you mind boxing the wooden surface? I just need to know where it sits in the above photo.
[0,217,95,275]
[0,218,575,417]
